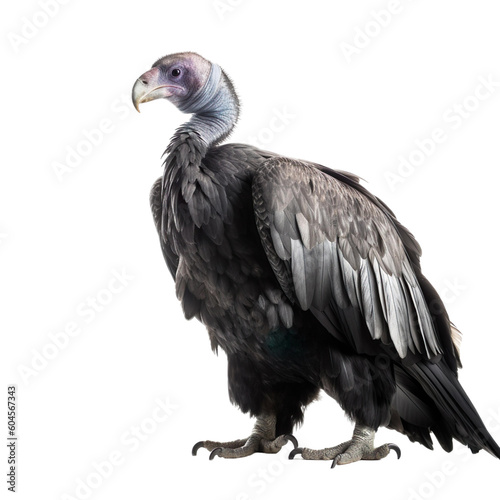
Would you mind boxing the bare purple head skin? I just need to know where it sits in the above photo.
[132,52,212,113]
[133,52,240,146]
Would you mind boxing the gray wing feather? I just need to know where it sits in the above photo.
[150,177,179,279]
[252,158,442,361]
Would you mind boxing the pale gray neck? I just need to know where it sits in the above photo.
[180,63,239,147]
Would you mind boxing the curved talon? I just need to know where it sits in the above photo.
[331,455,341,469]
[209,447,223,460]
[388,444,401,459]
[288,447,303,460]
[192,441,205,456]
[284,434,299,449]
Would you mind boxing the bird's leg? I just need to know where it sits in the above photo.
[192,413,298,459]
[289,423,400,467]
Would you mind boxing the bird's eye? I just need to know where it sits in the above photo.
[171,68,181,77]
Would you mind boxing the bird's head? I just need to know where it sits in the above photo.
[132,52,222,114]
[133,52,239,145]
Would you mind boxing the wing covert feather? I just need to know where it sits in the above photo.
[252,158,442,361]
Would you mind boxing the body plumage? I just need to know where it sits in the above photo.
[133,52,500,465]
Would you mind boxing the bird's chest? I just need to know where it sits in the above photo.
[164,169,292,352]
[165,169,273,342]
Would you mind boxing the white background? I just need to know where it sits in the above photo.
[2,1,500,499]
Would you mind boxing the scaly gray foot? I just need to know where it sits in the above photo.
[192,414,298,459]
[193,433,298,459]
[288,424,400,467]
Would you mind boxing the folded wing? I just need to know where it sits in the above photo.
[252,157,442,362]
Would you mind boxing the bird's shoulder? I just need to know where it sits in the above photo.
[204,142,278,177]
[252,156,422,271]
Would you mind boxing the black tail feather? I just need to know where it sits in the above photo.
[406,361,500,458]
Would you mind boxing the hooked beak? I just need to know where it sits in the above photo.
[132,67,176,112]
